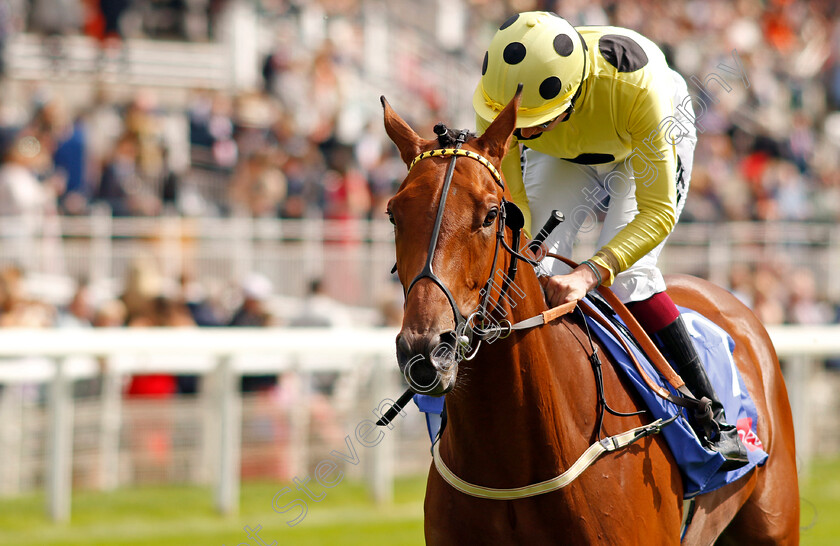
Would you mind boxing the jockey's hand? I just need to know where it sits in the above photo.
[539,264,604,308]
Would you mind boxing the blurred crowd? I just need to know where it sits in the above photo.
[2,0,839,222]
[0,0,839,326]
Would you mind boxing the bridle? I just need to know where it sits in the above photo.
[401,131,538,360]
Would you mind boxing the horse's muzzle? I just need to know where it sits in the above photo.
[396,330,459,395]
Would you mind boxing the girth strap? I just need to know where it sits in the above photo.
[432,416,674,500]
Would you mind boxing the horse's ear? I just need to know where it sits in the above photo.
[382,96,428,167]
[474,84,521,163]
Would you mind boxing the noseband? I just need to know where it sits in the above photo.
[402,132,537,359]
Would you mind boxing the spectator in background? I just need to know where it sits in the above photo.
[91,298,127,327]
[122,293,187,483]
[54,115,90,215]
[787,267,834,325]
[119,255,163,325]
[159,145,181,211]
[96,0,131,71]
[56,279,93,328]
[0,133,54,219]
[228,149,287,217]
[95,131,138,216]
[229,272,278,393]
[750,264,787,325]
[178,272,224,327]
[289,277,349,328]
[95,131,160,216]
[229,272,276,328]
[187,91,237,173]
[81,85,124,186]
[276,136,327,219]
[98,0,130,42]
[0,128,64,271]
[124,295,195,398]
[322,144,370,221]
[0,265,55,327]
[31,97,94,216]
[261,42,291,97]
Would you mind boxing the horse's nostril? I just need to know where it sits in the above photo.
[430,332,458,372]
[439,330,457,348]
[396,334,412,364]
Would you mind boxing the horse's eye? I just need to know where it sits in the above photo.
[483,209,498,227]
[386,210,395,225]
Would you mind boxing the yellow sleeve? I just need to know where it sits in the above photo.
[476,115,532,237]
[500,144,532,238]
[594,86,678,285]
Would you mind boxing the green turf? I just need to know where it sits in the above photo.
[800,457,840,545]
[0,458,836,545]
[0,477,426,546]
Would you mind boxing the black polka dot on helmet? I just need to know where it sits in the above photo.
[499,14,519,30]
[553,34,574,57]
[503,42,527,65]
[539,76,563,100]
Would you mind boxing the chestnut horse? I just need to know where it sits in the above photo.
[383,91,799,545]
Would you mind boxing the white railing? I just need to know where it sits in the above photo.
[3,215,840,308]
[0,213,400,309]
[0,325,834,521]
[0,327,404,522]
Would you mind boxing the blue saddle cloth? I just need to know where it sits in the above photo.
[414,299,768,498]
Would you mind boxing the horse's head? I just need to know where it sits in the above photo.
[383,89,523,395]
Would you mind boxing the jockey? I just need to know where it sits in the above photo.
[473,11,748,468]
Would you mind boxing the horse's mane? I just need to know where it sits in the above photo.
[433,123,476,148]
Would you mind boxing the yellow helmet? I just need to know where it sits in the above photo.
[473,12,588,128]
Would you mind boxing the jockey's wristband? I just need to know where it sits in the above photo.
[581,260,603,287]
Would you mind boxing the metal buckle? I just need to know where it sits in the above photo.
[496,319,512,340]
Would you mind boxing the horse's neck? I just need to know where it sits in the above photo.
[442,272,597,481]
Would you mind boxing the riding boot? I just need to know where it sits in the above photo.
[654,316,749,471]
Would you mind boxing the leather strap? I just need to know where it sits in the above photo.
[548,254,687,391]
[432,417,671,500]
[577,299,681,403]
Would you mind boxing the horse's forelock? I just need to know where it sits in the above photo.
[433,123,477,149]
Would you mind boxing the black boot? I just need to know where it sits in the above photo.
[655,316,749,471]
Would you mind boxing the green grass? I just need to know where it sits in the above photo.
[0,477,426,546]
[801,458,840,545]
[0,459,836,545]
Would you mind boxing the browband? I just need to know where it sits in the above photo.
[409,148,504,189]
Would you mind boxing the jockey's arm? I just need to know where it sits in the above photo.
[477,114,533,238]
[588,86,679,286]
[499,142,532,237]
